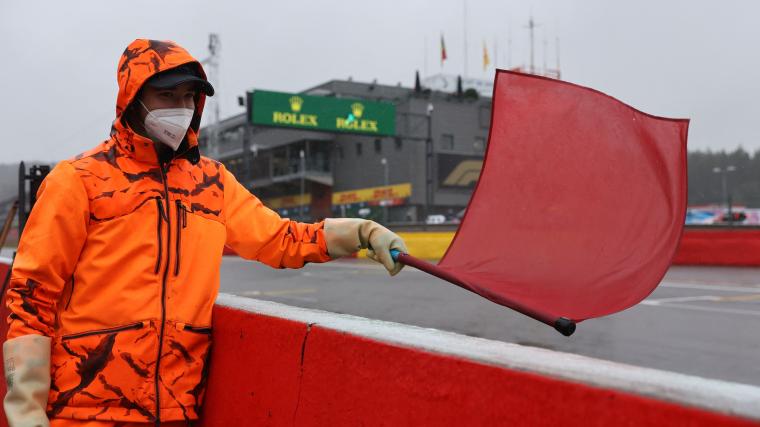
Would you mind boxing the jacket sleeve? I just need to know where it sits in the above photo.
[6,162,89,339]
[222,165,331,268]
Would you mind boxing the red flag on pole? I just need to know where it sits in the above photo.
[396,70,688,335]
[440,33,447,66]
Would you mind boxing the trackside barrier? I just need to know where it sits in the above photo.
[673,228,760,266]
[0,260,759,425]
[224,228,760,266]
[199,294,760,426]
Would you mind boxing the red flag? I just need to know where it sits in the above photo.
[435,70,688,326]
[440,34,447,66]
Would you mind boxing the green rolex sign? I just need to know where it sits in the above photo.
[249,90,396,136]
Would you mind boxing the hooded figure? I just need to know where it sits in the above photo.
[3,39,407,426]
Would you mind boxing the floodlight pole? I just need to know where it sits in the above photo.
[713,165,736,223]
[381,157,389,224]
[425,103,434,224]
[300,149,306,221]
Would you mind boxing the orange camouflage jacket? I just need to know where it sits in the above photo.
[5,39,331,423]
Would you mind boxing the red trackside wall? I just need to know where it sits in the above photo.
[197,304,758,427]
[673,229,760,266]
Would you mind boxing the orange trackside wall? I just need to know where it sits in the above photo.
[0,260,757,426]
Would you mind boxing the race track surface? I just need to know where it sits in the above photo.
[220,257,760,386]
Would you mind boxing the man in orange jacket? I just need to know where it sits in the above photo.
[3,39,407,427]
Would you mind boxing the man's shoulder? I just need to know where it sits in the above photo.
[195,155,226,179]
[67,140,115,166]
[197,155,222,168]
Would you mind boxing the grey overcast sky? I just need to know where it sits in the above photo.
[1,0,758,162]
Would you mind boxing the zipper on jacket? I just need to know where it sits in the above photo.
[154,198,166,274]
[61,321,146,341]
[64,276,75,310]
[176,322,212,334]
[174,200,186,276]
[155,163,172,425]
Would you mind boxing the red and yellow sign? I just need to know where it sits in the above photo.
[332,183,412,205]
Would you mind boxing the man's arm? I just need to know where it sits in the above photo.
[221,166,407,274]
[222,165,330,268]
[4,161,89,427]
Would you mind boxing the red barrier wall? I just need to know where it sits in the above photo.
[198,296,760,426]
[673,229,760,266]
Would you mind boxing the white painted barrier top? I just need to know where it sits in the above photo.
[217,293,760,421]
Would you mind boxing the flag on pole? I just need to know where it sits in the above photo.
[482,40,490,71]
[393,70,689,335]
[440,33,447,66]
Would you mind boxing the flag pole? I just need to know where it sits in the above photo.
[424,36,428,77]
[391,250,576,336]
[463,0,468,78]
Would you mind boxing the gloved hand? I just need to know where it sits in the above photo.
[324,218,408,276]
[3,334,51,427]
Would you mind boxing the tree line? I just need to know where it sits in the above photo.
[688,148,760,208]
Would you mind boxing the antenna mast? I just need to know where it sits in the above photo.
[525,16,540,74]
[542,34,547,75]
[201,33,221,155]
[555,36,561,79]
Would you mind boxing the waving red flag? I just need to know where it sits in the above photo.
[396,70,688,335]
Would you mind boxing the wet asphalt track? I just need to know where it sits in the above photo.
[219,257,760,387]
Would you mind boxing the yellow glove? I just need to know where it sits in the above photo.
[3,334,51,427]
[324,218,408,276]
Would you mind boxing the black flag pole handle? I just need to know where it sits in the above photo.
[390,249,576,336]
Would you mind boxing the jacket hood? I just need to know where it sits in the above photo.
[116,39,208,131]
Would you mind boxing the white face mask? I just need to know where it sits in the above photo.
[140,100,194,151]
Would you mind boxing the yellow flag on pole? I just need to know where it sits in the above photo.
[482,40,490,71]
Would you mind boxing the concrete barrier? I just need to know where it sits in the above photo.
[199,294,760,426]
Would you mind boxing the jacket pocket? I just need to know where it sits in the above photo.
[49,321,158,420]
[61,321,147,341]
[174,200,188,276]
[155,197,167,274]
[158,321,213,418]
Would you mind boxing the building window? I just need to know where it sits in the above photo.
[356,142,363,156]
[474,137,486,153]
[441,134,454,150]
[374,138,382,154]
[394,137,403,150]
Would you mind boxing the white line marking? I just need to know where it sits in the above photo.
[660,282,760,293]
[643,295,719,305]
[640,301,760,317]
[238,288,316,297]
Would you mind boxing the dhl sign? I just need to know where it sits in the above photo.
[332,183,412,205]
